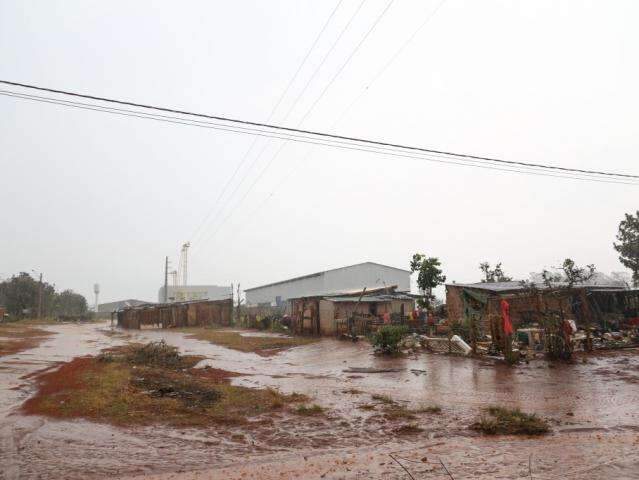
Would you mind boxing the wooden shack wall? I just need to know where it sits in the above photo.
[447,286,587,334]
[290,298,320,335]
[118,299,233,329]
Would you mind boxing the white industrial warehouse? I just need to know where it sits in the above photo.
[244,262,411,306]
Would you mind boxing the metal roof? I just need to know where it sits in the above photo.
[448,281,628,293]
[327,294,414,303]
[244,262,411,292]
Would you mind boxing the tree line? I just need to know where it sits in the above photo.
[0,272,88,318]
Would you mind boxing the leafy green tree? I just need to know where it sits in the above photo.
[613,211,639,286]
[479,262,512,282]
[410,253,446,308]
[0,272,41,316]
[54,290,88,316]
[0,273,87,318]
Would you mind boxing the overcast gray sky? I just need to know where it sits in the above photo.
[1,0,637,303]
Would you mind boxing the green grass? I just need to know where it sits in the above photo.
[413,404,442,414]
[471,406,550,435]
[295,404,325,416]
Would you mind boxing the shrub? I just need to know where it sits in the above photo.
[470,406,550,435]
[295,404,324,416]
[370,325,409,354]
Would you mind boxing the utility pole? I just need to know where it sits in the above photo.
[164,256,169,303]
[236,283,242,325]
[37,273,43,319]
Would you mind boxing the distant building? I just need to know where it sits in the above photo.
[245,262,411,306]
[158,285,231,303]
[97,299,149,313]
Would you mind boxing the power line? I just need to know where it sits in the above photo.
[236,0,449,241]
[297,0,395,125]
[279,0,366,124]
[2,78,636,181]
[189,0,344,245]
[333,0,447,127]
[194,0,400,249]
[191,0,364,247]
[2,89,637,187]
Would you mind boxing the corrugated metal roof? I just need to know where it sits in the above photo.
[244,262,410,291]
[327,294,414,303]
[448,281,628,293]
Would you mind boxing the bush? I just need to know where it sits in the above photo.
[370,325,409,354]
[470,406,550,435]
[124,340,188,369]
[295,404,324,415]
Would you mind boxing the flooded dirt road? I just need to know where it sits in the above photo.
[1,322,639,479]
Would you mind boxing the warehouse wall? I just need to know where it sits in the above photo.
[245,263,410,305]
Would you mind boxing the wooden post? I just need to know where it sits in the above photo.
[236,283,241,326]
[37,273,43,319]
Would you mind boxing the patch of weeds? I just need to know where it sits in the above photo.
[295,404,324,416]
[23,341,307,427]
[96,352,115,363]
[383,404,417,421]
[470,406,550,435]
[288,392,308,402]
[371,394,394,404]
[413,404,442,414]
[357,404,376,410]
[392,423,424,435]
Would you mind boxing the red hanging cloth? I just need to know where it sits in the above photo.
[501,299,514,336]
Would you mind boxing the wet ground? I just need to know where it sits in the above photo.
[1,322,639,479]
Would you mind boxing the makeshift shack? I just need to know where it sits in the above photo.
[288,286,416,336]
[116,299,233,329]
[446,281,639,336]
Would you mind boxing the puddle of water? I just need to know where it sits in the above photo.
[1,322,639,479]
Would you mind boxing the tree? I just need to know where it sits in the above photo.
[541,258,596,288]
[0,273,87,318]
[479,262,512,282]
[613,211,639,287]
[561,258,595,287]
[0,272,41,316]
[54,290,88,316]
[410,253,446,308]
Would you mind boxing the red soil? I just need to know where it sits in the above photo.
[21,356,98,416]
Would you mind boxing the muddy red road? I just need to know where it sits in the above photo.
[1,322,638,479]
